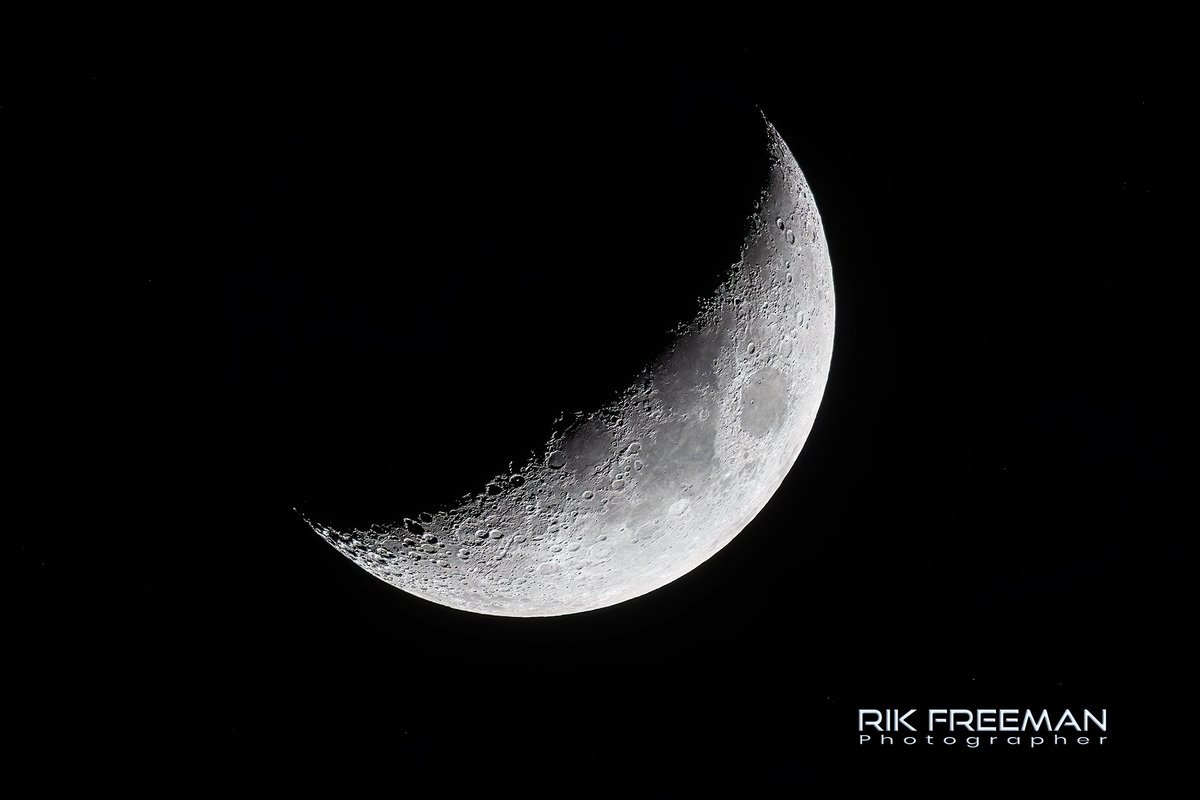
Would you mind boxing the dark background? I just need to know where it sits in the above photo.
[7,28,1184,791]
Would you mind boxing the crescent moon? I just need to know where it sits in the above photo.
[305,115,835,616]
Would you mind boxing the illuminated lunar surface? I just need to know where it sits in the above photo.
[306,116,835,616]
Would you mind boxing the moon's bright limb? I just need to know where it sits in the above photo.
[305,116,835,616]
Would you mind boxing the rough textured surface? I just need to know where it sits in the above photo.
[306,117,835,616]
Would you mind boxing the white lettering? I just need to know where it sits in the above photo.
[858,710,883,732]
[1056,710,1081,731]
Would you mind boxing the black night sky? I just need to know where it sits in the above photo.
[7,28,1185,791]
